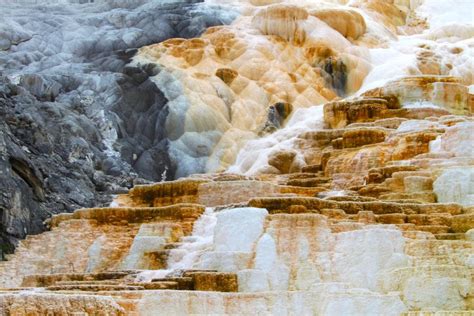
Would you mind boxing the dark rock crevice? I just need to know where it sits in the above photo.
[320,57,348,97]
[9,157,45,202]
[261,102,294,135]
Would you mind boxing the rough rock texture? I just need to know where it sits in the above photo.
[1,170,472,314]
[133,1,375,176]
[363,76,473,115]
[0,77,136,253]
[0,0,473,315]
[0,293,126,315]
[0,0,236,252]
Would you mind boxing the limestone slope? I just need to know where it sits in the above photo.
[0,0,473,315]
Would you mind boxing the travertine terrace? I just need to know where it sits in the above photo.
[1,0,473,315]
[1,81,473,313]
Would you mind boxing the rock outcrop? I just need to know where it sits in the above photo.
[1,73,473,312]
[133,1,379,176]
[1,166,472,313]
[0,0,237,252]
[0,0,473,315]
[0,76,136,254]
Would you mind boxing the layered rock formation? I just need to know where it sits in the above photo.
[133,1,376,177]
[1,159,472,313]
[1,75,473,314]
[1,0,473,314]
[0,0,237,251]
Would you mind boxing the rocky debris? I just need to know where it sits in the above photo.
[261,102,293,134]
[267,150,297,173]
[320,56,348,97]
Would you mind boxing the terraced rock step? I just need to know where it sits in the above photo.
[21,272,137,287]
[48,204,206,228]
[248,197,465,216]
[0,158,472,311]
[0,171,472,314]
[286,177,331,187]
[0,0,473,314]
[13,269,238,294]
[47,284,146,292]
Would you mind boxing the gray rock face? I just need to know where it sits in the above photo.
[0,76,133,253]
[0,0,238,252]
[114,63,175,181]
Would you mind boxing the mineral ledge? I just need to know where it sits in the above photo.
[1,0,473,315]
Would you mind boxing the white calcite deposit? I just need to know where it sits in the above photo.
[434,168,474,206]
[133,212,412,315]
